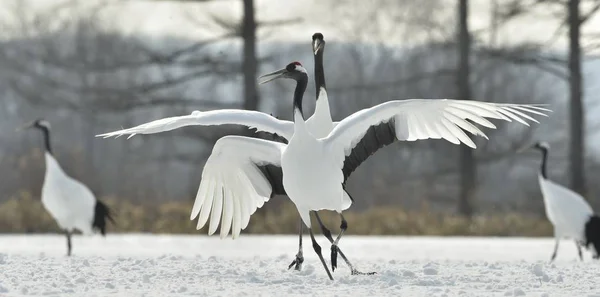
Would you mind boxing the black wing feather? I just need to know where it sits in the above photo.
[257,164,286,197]
[342,118,396,185]
[254,121,288,197]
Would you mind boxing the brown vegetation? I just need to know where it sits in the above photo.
[0,192,552,237]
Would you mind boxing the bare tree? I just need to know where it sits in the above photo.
[242,0,258,111]
[457,0,475,217]
[493,0,600,197]
[568,0,586,196]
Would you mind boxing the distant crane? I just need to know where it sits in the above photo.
[20,119,114,256]
[190,61,549,279]
[523,142,600,261]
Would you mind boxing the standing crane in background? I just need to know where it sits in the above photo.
[522,142,600,261]
[19,119,115,256]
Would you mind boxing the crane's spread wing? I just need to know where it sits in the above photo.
[539,176,593,236]
[324,99,550,182]
[96,110,295,140]
[190,136,285,239]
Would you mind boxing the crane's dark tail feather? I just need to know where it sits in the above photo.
[93,200,115,236]
[585,214,600,259]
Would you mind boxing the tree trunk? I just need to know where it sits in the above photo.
[242,0,258,111]
[568,0,585,197]
[457,0,475,217]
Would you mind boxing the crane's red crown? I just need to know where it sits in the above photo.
[286,61,304,72]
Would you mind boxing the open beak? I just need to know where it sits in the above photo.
[15,121,34,132]
[313,39,324,55]
[258,68,287,85]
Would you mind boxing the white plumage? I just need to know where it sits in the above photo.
[98,110,296,140]
[528,142,600,261]
[539,177,593,240]
[194,96,549,238]
[22,119,114,256]
[42,152,96,235]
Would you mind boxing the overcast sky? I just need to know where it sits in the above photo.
[2,0,599,53]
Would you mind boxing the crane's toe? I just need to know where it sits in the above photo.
[351,269,377,276]
[287,253,304,271]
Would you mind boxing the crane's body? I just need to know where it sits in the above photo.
[539,175,592,241]
[42,152,96,235]
[531,142,600,260]
[22,119,114,256]
[282,120,351,219]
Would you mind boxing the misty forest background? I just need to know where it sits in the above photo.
[1,0,600,236]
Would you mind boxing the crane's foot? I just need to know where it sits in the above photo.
[288,253,304,271]
[351,269,377,276]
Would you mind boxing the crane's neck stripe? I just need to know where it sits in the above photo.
[539,147,548,179]
[293,73,308,122]
[314,50,326,99]
[39,126,53,155]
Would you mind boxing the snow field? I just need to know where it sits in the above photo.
[0,235,599,296]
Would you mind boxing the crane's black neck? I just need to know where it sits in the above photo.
[314,50,326,99]
[37,126,53,155]
[537,147,548,179]
[293,74,309,121]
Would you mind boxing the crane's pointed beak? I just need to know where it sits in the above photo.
[15,121,34,132]
[313,39,324,55]
[258,68,287,85]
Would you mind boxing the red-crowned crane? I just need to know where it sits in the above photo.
[524,142,600,261]
[21,119,114,256]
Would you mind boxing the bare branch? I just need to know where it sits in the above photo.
[257,17,303,28]
[136,33,236,64]
[328,69,456,93]
[475,47,568,80]
[581,1,600,24]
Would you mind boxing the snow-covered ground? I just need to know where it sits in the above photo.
[0,235,598,296]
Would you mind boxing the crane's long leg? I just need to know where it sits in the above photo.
[288,218,304,270]
[66,230,72,257]
[575,241,583,261]
[550,237,559,262]
[309,227,333,280]
[314,212,375,275]
[330,214,348,271]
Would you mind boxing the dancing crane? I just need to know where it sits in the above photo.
[191,62,550,279]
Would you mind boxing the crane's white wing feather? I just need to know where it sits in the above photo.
[538,175,593,239]
[324,99,550,181]
[191,136,285,239]
[327,99,548,148]
[96,110,295,140]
